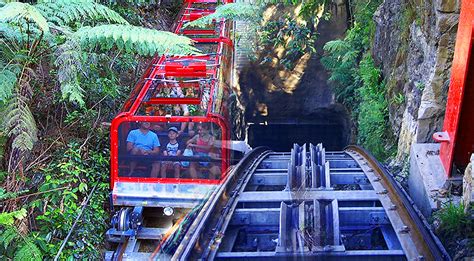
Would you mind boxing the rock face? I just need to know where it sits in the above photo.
[372,0,459,162]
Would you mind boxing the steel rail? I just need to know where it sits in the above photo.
[172,147,272,260]
[346,145,450,261]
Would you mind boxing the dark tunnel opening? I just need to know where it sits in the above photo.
[248,123,347,151]
[246,107,352,152]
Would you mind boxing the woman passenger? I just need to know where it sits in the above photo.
[186,123,220,179]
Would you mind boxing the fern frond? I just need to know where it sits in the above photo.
[323,39,350,53]
[0,2,49,32]
[54,39,84,105]
[14,240,43,261]
[73,25,199,56]
[0,67,18,101]
[36,0,128,26]
[0,22,25,42]
[184,3,260,28]
[0,226,18,249]
[341,50,358,65]
[3,94,37,151]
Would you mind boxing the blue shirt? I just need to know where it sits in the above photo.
[126,129,160,151]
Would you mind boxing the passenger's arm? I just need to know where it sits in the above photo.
[187,135,198,145]
[127,142,134,152]
[152,146,160,155]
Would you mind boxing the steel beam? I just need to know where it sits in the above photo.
[230,208,280,226]
[339,207,389,226]
[238,190,379,202]
[215,250,405,260]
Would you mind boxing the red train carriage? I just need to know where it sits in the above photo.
[109,0,234,209]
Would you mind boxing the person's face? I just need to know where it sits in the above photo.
[141,122,151,129]
[198,125,209,136]
[168,131,177,140]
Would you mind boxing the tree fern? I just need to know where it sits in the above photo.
[36,0,128,26]
[184,3,260,28]
[0,2,49,32]
[3,93,38,151]
[73,24,199,56]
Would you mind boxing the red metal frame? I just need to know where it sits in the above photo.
[110,0,234,189]
[433,0,474,176]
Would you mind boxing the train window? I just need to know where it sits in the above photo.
[195,43,218,54]
[117,120,224,180]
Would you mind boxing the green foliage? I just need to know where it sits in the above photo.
[3,93,38,151]
[0,209,42,260]
[184,3,260,28]
[74,24,199,56]
[0,187,27,201]
[54,24,197,104]
[392,92,405,105]
[0,208,26,226]
[36,0,129,26]
[260,16,317,69]
[0,0,198,152]
[32,143,109,259]
[0,66,19,101]
[0,226,17,249]
[13,240,43,261]
[54,38,85,105]
[322,0,394,160]
[0,2,49,32]
[415,81,425,91]
[0,225,43,260]
[434,202,473,244]
[356,55,390,159]
[0,22,26,42]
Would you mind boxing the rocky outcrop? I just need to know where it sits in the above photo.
[372,0,459,162]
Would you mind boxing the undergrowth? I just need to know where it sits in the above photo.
[0,1,167,259]
[433,202,474,257]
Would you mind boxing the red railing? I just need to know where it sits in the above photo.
[433,0,474,176]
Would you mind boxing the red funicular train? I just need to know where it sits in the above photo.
[109,0,234,211]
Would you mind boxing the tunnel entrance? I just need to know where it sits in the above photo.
[248,123,347,151]
[246,107,352,152]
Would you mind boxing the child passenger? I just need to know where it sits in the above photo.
[160,127,184,178]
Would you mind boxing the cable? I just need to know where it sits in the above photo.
[53,184,98,261]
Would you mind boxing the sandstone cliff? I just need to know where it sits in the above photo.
[373,0,460,162]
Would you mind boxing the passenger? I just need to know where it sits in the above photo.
[126,122,161,177]
[160,127,184,178]
[164,77,195,136]
[186,123,220,179]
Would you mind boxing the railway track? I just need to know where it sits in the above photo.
[106,144,450,260]
[173,143,450,260]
